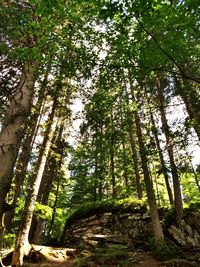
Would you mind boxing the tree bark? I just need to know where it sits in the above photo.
[123,82,143,199]
[124,84,143,199]
[150,112,174,205]
[157,77,183,223]
[128,74,164,242]
[4,85,47,232]
[11,98,59,267]
[128,125,143,199]
[110,110,116,198]
[119,100,129,191]
[33,121,64,244]
[0,61,38,246]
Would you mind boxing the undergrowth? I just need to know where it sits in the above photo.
[147,238,182,261]
[74,244,138,267]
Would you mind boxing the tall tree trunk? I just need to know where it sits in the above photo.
[33,122,64,244]
[128,74,164,242]
[28,155,54,244]
[128,124,143,199]
[47,170,61,238]
[93,142,98,201]
[110,110,116,198]
[12,98,59,267]
[119,100,129,190]
[123,83,143,199]
[122,137,129,188]
[0,61,38,246]
[4,80,47,231]
[150,112,174,205]
[157,77,183,223]
[98,124,104,200]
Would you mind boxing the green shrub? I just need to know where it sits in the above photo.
[2,233,15,248]
[163,209,176,227]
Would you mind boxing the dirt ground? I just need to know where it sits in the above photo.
[21,249,163,267]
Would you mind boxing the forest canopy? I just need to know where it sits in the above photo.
[0,0,199,266]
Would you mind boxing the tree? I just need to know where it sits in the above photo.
[12,95,59,266]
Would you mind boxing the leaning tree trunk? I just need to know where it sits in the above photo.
[157,77,183,223]
[150,112,174,206]
[31,155,55,244]
[4,90,47,232]
[4,64,50,232]
[12,98,59,267]
[0,61,38,246]
[28,130,58,243]
[33,121,64,244]
[128,74,164,243]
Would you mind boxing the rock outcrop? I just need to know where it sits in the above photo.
[62,209,153,247]
[166,211,200,248]
[61,204,200,249]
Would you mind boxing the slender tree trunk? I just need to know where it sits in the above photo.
[28,133,57,243]
[157,77,183,223]
[0,61,38,246]
[128,74,164,242]
[175,78,200,141]
[33,122,64,244]
[122,138,129,188]
[150,112,174,205]
[30,150,57,243]
[128,125,143,199]
[93,145,98,201]
[29,160,54,243]
[110,110,116,198]
[123,84,143,199]
[98,125,103,199]
[12,98,59,267]
[150,162,161,206]
[48,171,61,237]
[119,100,129,190]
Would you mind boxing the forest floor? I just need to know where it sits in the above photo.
[22,249,162,267]
[1,244,200,267]
[1,246,162,267]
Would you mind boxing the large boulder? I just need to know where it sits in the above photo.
[166,211,200,248]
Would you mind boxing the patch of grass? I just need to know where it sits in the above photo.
[92,244,138,266]
[74,244,138,266]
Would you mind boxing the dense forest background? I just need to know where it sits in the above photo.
[0,0,199,266]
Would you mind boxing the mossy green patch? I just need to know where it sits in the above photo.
[65,198,146,227]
